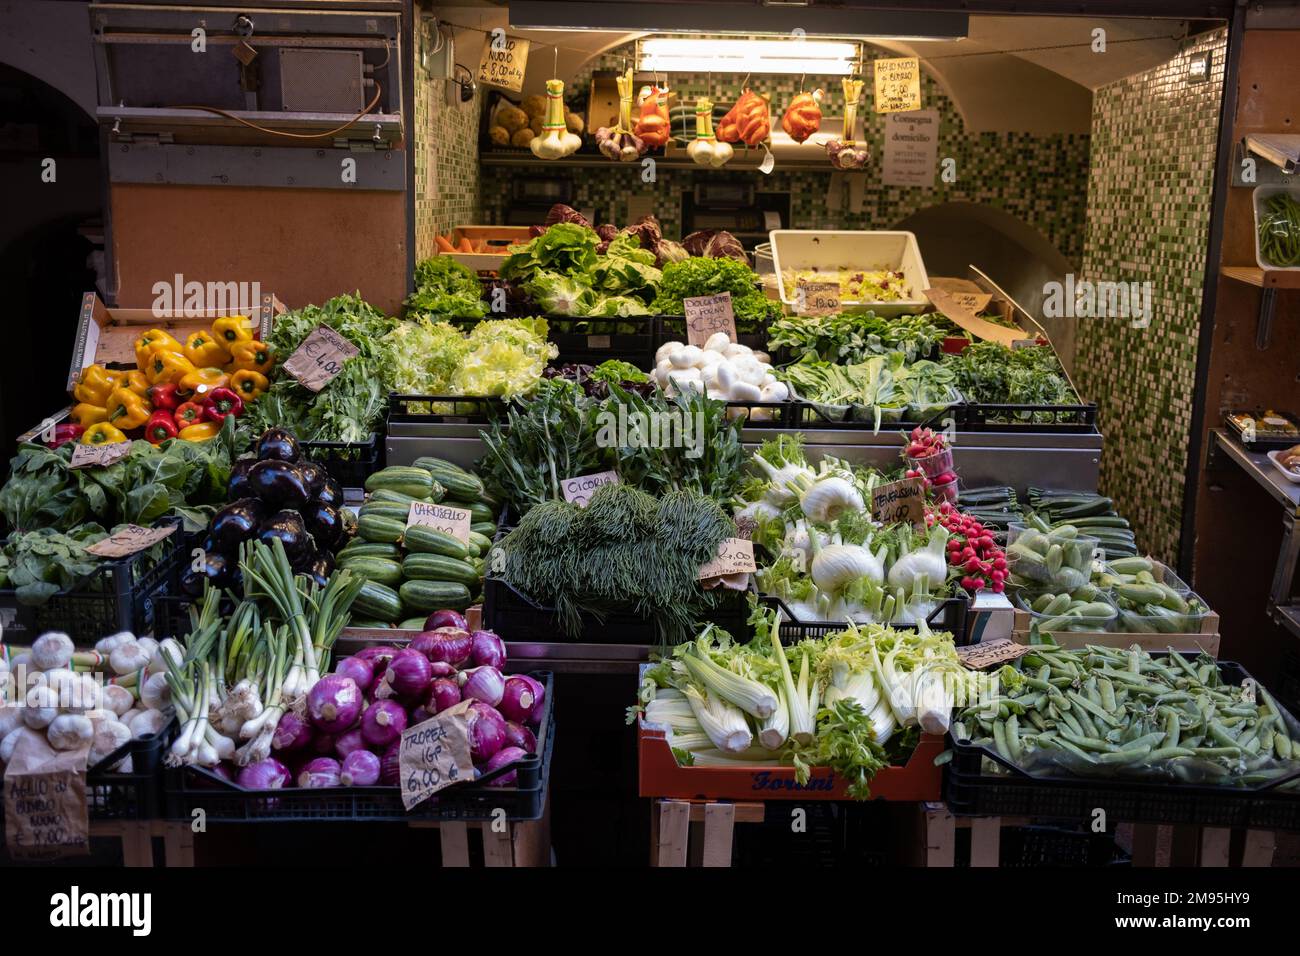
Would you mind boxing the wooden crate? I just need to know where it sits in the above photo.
[440,226,532,274]
[1011,608,1221,656]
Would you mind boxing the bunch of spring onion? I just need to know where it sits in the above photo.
[165,539,365,767]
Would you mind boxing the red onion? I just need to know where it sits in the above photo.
[339,749,381,786]
[482,746,528,787]
[428,661,455,678]
[361,700,408,748]
[470,630,507,669]
[298,756,341,788]
[504,721,537,754]
[335,728,366,759]
[409,705,433,725]
[271,711,313,752]
[424,609,467,631]
[458,666,505,707]
[427,677,461,714]
[306,674,363,733]
[210,763,234,782]
[498,675,536,723]
[354,645,400,682]
[334,656,374,694]
[237,757,290,790]
[466,701,506,763]
[383,648,433,699]
[311,732,338,755]
[420,627,472,666]
[514,674,546,722]
[379,742,401,785]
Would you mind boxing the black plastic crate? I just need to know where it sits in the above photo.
[388,393,506,426]
[961,402,1098,433]
[164,671,554,823]
[788,399,961,433]
[300,433,382,489]
[0,517,186,644]
[653,315,771,356]
[85,717,178,820]
[997,824,1130,867]
[482,574,751,645]
[945,658,1300,831]
[757,595,971,645]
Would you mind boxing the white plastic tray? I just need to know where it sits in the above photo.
[769,229,930,317]
[1267,449,1300,484]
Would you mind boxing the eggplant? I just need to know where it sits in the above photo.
[258,510,312,564]
[228,457,257,499]
[297,461,329,499]
[256,428,301,463]
[315,477,344,508]
[291,545,319,574]
[209,498,266,553]
[301,500,343,551]
[305,552,335,588]
[180,550,237,597]
[249,459,311,510]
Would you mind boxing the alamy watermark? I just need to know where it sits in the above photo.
[1042,274,1152,328]
[151,274,261,318]
[594,404,705,460]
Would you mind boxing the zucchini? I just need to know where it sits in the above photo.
[338,556,404,587]
[357,514,406,545]
[471,521,498,538]
[364,466,437,499]
[403,524,469,559]
[371,487,445,506]
[399,579,471,612]
[350,620,393,629]
[402,553,481,587]
[353,581,403,622]
[1108,556,1154,575]
[468,530,494,554]
[413,455,468,476]
[336,541,401,561]
[467,501,496,524]
[414,460,484,502]
[359,500,413,522]
[399,616,429,630]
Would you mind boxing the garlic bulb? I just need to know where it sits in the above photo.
[48,714,94,751]
[529,79,583,160]
[686,97,733,168]
[31,632,74,671]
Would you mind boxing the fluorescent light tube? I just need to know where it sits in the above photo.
[640,38,859,75]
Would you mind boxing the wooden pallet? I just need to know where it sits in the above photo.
[650,799,766,867]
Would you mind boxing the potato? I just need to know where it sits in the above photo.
[488,125,510,146]
[565,112,585,135]
[510,128,534,148]
[496,103,529,133]
[521,94,546,119]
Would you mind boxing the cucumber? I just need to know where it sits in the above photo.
[467,501,496,524]
[402,553,481,587]
[468,530,494,554]
[413,460,484,502]
[403,524,468,559]
[399,616,429,630]
[364,466,437,499]
[371,487,445,507]
[353,581,403,622]
[412,455,468,476]
[1031,592,1056,614]
[399,579,471,612]
[336,541,401,561]
[338,556,404,587]
[359,500,412,522]
[357,514,406,544]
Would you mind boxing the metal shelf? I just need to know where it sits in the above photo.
[1277,604,1300,641]
[1208,429,1300,515]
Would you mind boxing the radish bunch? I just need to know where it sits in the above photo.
[928,502,1007,594]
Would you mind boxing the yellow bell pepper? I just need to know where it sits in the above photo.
[105,387,151,430]
[229,368,269,402]
[212,316,255,348]
[184,331,231,368]
[70,402,110,427]
[179,367,230,397]
[133,329,184,369]
[120,369,150,398]
[82,422,128,445]
[145,349,195,386]
[178,421,220,441]
[227,339,275,374]
[73,364,120,407]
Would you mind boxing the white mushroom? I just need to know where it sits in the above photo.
[655,341,685,363]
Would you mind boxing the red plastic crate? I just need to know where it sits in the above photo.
[637,720,943,802]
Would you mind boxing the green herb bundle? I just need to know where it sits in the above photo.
[766,311,944,364]
[941,341,1077,411]
[494,482,735,643]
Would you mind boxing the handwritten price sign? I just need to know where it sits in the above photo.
[683,292,737,347]
[406,501,473,544]
[477,33,530,93]
[796,281,841,316]
[956,638,1033,670]
[561,470,619,507]
[869,476,927,529]
[698,537,758,580]
[874,56,921,113]
[399,703,476,810]
[69,441,132,470]
[85,523,177,559]
[282,324,360,393]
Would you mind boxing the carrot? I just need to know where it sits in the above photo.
[458,238,474,254]
[435,235,455,253]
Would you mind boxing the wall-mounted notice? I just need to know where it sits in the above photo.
[881,110,938,187]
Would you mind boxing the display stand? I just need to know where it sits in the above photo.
[649,799,765,867]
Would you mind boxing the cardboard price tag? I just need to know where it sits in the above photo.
[4,730,90,859]
[85,523,177,559]
[956,638,1034,671]
[477,33,530,93]
[698,537,757,580]
[68,441,131,470]
[923,287,1024,348]
[406,501,473,544]
[869,476,927,529]
[282,324,360,393]
[399,702,477,810]
[561,470,619,507]
[796,281,841,316]
[683,292,737,347]
[873,56,921,113]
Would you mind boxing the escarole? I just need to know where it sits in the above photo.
[530,79,583,159]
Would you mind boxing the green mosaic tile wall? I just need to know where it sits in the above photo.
[480,45,1091,264]
[1076,29,1226,565]
[414,69,483,261]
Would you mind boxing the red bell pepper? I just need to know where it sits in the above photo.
[145,409,179,445]
[147,382,182,412]
[174,401,206,428]
[48,423,85,448]
[202,386,244,423]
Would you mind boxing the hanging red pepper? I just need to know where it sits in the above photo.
[144,410,179,445]
[147,382,182,412]
[174,401,206,428]
[202,387,244,423]
[633,84,672,149]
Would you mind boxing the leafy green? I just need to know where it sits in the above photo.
[585,233,661,302]
[941,341,1077,411]
[588,360,648,386]
[651,256,782,326]
[0,524,174,606]
[767,311,944,364]
[404,257,487,318]
[499,223,600,283]
[383,317,557,399]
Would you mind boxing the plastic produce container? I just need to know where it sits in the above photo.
[1114,589,1213,635]
[1006,524,1101,593]
[1253,185,1300,271]
[1013,590,1118,633]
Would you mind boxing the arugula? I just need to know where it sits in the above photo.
[767,311,944,364]
[941,341,1077,411]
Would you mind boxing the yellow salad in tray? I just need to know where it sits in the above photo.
[781,266,909,303]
